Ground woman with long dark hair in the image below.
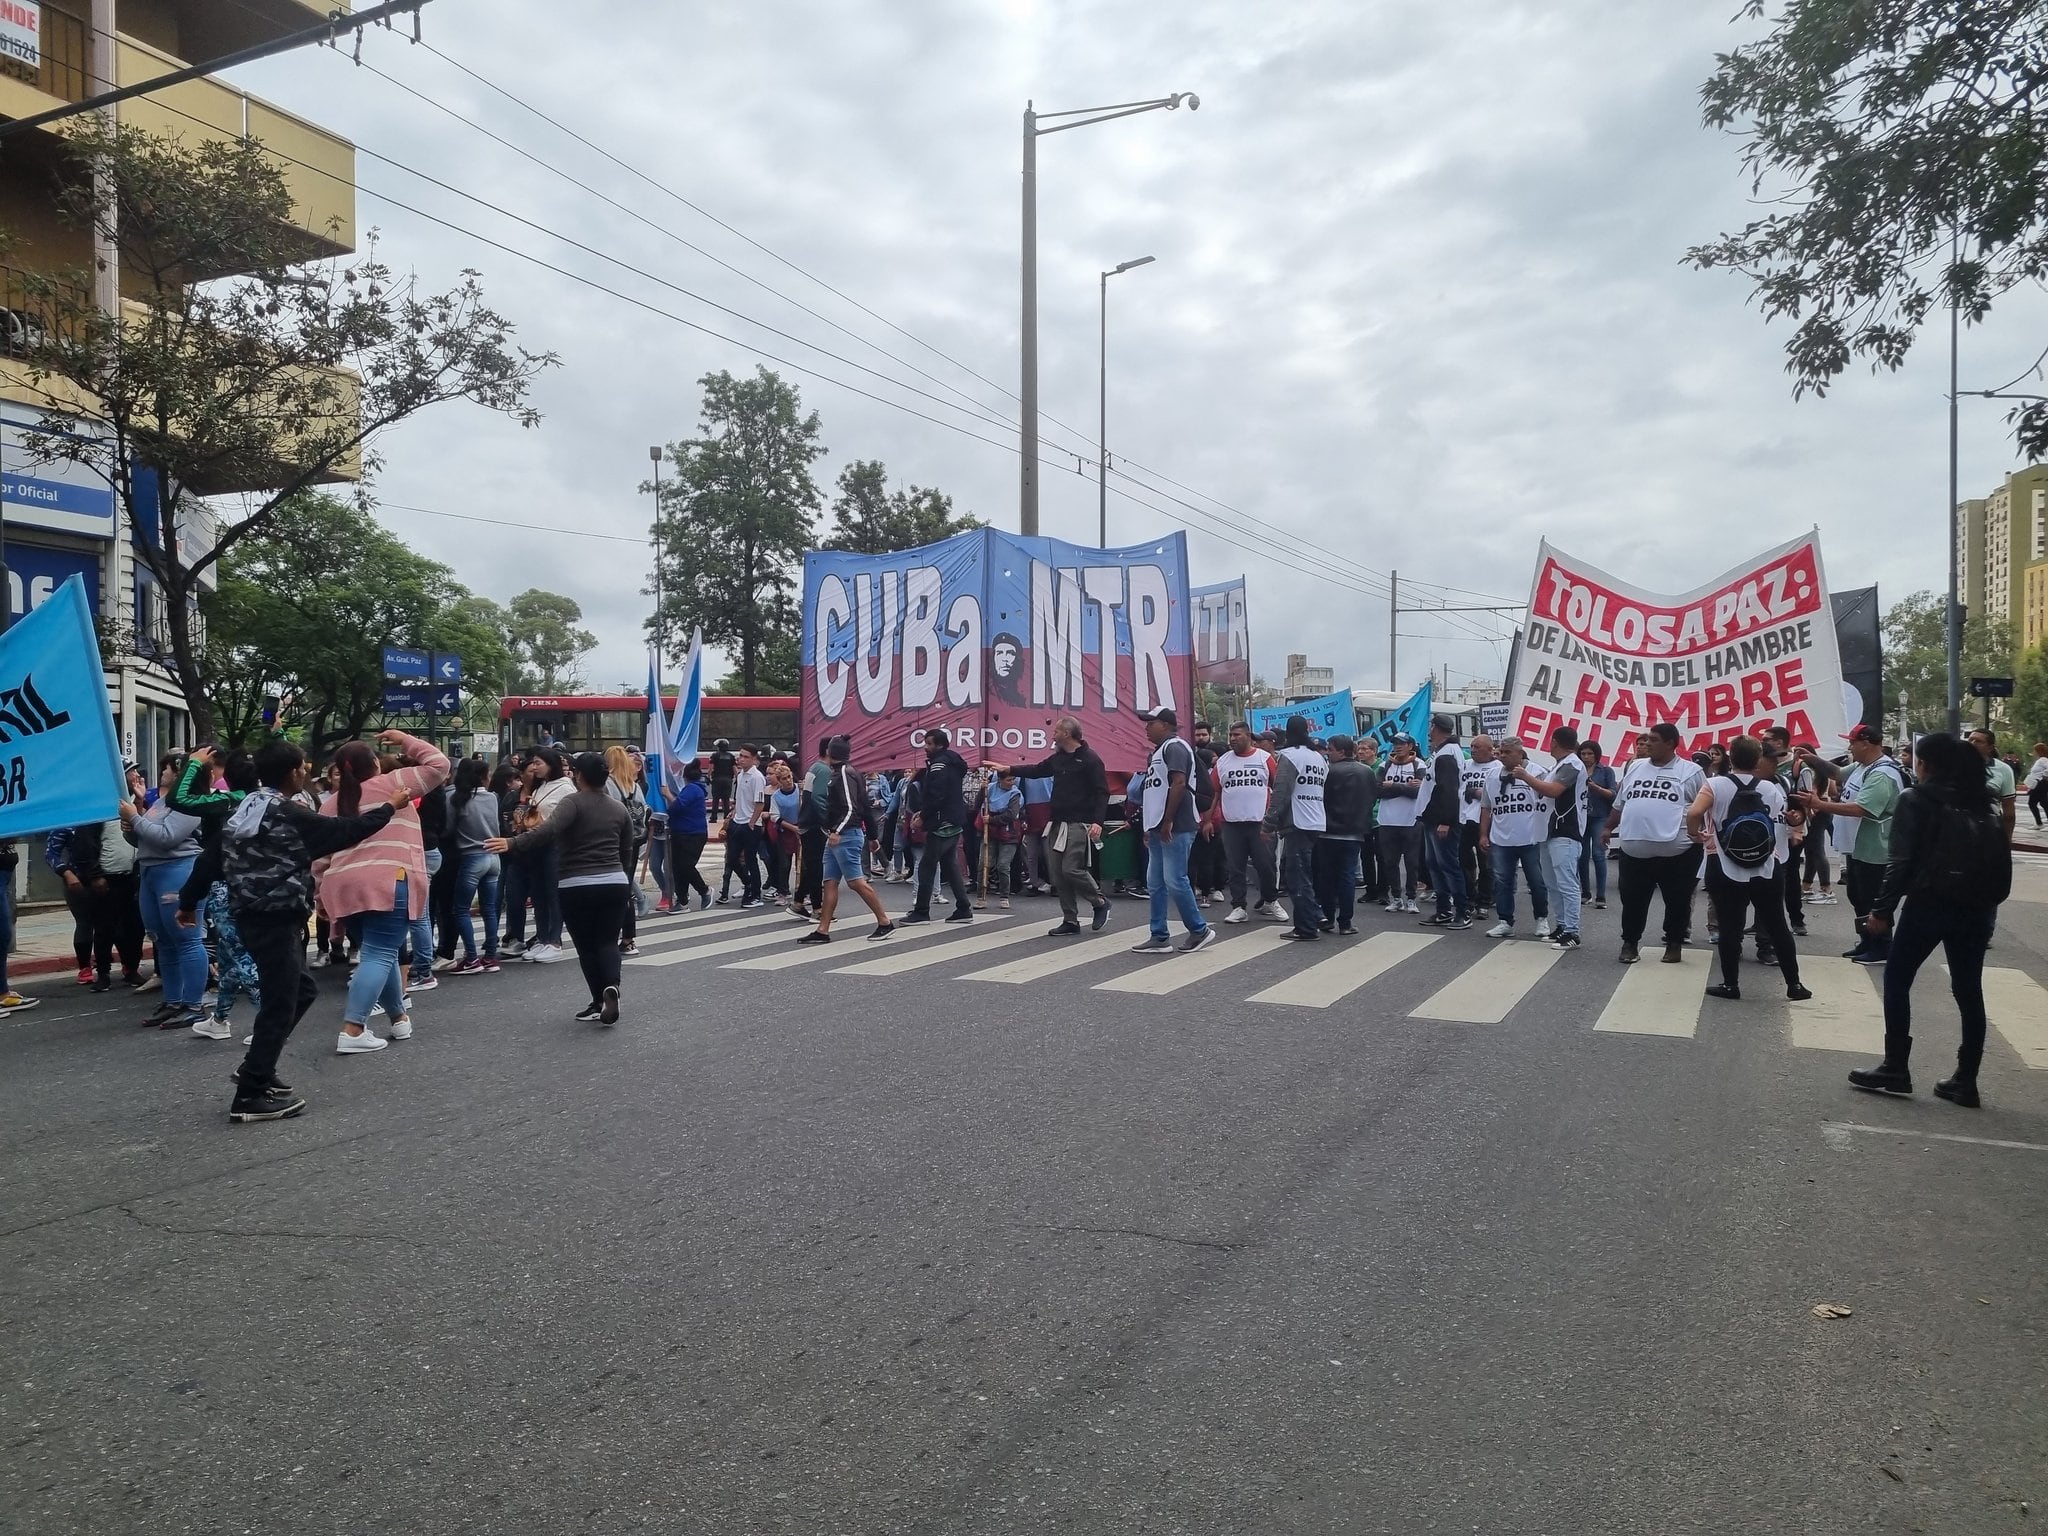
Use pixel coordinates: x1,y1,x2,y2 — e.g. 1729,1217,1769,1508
502,747,572,962
448,757,505,974
488,752,635,1026
1848,732,2012,1107
315,730,450,1053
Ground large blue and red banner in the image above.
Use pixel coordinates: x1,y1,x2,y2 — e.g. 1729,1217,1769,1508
801,528,1194,775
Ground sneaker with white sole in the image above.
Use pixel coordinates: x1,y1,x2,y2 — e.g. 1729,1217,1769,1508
1485,920,1513,938
388,1016,413,1041
337,1028,388,1054
526,944,564,964
190,1015,233,1041
1534,916,1553,939
432,956,460,972
1224,906,1248,924
1261,903,1289,923
408,975,439,993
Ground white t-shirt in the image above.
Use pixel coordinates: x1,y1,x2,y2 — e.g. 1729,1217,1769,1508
1458,754,1490,825
1703,771,1790,882
1214,748,1274,823
531,777,574,823
1377,758,1425,829
1484,761,1550,847
1613,756,1706,855
2027,756,2048,790
732,765,767,822
1278,745,1328,833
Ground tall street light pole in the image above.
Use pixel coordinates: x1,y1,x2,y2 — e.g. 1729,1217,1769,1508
1099,255,1156,548
1947,251,1962,736
1021,92,1197,539
648,444,665,666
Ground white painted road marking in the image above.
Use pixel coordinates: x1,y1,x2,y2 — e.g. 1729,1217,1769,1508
1410,939,1563,1024
1247,932,1438,1009
1593,953,1707,1038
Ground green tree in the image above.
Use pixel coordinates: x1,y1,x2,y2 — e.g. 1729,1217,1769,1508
647,367,823,690
202,495,511,755
1688,2,2048,455
713,595,800,695
823,459,982,554
1881,590,2014,734
5,120,554,739
505,588,596,693
2012,639,2048,747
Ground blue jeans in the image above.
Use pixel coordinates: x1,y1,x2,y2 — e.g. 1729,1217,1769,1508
342,881,410,1026
1545,837,1582,935
1147,829,1208,941
139,857,208,1005
1283,830,1322,937
1490,843,1549,925
1579,829,1609,903
1424,823,1468,917
454,850,502,961
408,848,442,982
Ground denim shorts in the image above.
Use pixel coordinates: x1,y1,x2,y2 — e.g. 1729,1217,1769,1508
823,830,867,883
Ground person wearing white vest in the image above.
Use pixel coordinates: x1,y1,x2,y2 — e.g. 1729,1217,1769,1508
1211,721,1284,923
1607,721,1705,964
1263,714,1329,941
1129,707,1217,954
1479,738,1552,938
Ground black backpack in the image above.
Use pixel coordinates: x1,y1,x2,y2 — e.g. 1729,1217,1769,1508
1717,774,1777,870
1918,798,2011,907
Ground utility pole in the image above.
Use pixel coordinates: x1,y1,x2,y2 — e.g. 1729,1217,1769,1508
1388,571,1398,691
1946,238,1963,736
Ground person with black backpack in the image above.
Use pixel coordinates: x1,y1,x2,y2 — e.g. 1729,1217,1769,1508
1847,732,2013,1108
1685,735,1810,1003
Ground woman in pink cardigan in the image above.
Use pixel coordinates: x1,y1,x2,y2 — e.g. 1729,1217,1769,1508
316,729,450,1055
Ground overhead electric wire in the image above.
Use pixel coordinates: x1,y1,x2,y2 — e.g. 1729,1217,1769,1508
388,36,1528,617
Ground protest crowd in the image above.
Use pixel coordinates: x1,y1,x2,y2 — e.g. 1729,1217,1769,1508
8,695,2023,1128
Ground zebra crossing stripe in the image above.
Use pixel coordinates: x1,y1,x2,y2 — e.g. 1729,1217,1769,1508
1592,953,1706,1037
725,916,1012,972
1246,931,1438,1009
1981,967,2048,1069
1409,939,1563,1024
959,927,1137,983
633,911,789,951
625,924,805,967
829,923,1049,977
1786,957,1881,1054
1093,932,1287,995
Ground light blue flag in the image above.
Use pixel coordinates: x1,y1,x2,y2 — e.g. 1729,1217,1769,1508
0,574,123,838
1366,680,1435,753
642,647,667,802
665,627,703,790
1247,687,1354,739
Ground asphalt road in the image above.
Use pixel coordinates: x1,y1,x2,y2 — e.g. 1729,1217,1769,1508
4,868,2045,1535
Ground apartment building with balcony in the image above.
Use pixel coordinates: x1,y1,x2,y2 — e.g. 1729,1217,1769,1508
1954,465,2048,667
0,0,357,804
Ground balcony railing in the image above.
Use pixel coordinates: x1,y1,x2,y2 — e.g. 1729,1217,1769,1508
0,263,86,360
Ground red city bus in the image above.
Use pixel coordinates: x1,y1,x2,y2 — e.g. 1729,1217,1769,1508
497,695,801,760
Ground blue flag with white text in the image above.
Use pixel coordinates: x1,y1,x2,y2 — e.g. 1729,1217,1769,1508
1366,681,1435,753
1247,687,1355,739
0,574,122,838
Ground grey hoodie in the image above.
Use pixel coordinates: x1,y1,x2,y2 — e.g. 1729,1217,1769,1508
130,802,202,866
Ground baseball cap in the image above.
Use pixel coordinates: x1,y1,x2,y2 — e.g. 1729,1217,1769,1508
1844,724,1882,746
1139,706,1178,727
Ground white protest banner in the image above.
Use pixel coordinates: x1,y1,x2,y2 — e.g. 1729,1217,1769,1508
1506,532,1847,757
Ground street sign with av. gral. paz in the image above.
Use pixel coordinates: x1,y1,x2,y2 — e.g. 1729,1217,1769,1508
382,646,430,682
1967,676,2015,699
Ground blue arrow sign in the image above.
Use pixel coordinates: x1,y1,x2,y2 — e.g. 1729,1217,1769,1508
382,686,429,715
382,646,430,682
433,689,462,714
433,652,463,683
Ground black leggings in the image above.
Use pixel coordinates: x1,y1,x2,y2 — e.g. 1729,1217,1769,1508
672,832,710,900
1711,866,1800,989
558,884,629,1003
620,840,642,943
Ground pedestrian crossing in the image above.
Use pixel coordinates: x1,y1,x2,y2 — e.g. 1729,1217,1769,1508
612,899,2048,1069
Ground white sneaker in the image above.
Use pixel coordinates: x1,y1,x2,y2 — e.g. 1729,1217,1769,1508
528,944,564,964
432,956,459,972
1534,916,1553,939
388,1016,413,1041
337,1028,388,1054
999,897,1011,909
190,1015,233,1041
1262,903,1288,923
1485,920,1513,939
1225,906,1248,924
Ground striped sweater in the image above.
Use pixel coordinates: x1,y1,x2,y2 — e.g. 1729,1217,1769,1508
313,734,451,921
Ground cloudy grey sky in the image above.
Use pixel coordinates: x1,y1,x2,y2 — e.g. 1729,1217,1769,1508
226,0,2048,700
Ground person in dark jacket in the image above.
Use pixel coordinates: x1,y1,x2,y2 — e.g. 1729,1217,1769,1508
1316,735,1373,934
801,736,896,943
215,740,407,1123
990,716,1112,934
1848,732,2012,1108
62,814,146,991
903,729,974,924
1420,715,1472,928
